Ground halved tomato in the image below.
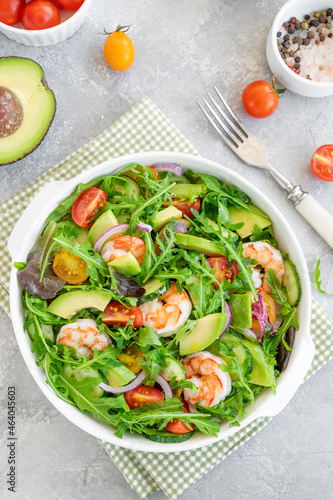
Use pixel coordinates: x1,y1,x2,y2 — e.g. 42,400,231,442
165,197,200,218
125,385,164,409
117,345,145,373
207,256,240,290
311,144,333,181
165,398,194,434
252,291,276,330
71,187,108,228
52,249,89,284
102,301,143,328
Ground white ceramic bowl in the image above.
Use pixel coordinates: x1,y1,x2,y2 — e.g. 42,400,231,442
8,152,314,453
266,0,333,97
0,0,93,46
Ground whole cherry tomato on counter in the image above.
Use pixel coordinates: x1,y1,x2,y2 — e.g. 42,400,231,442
311,144,333,182
104,25,135,71
0,0,25,26
242,76,285,119
53,0,84,11
21,0,60,30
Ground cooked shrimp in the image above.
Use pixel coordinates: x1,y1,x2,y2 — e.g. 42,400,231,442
139,281,192,337
181,351,232,407
101,236,146,265
243,241,284,293
56,319,111,359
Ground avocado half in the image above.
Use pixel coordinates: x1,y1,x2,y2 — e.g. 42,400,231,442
0,57,56,165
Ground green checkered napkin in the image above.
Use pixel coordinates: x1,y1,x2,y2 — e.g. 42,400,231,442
1,97,333,500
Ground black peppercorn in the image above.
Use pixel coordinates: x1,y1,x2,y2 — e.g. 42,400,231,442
283,21,289,29
277,31,282,37
304,14,310,20
294,63,301,70
310,19,320,27
303,38,310,45
284,34,290,41
288,26,295,34
307,31,315,39
319,16,326,23
329,33,333,38
294,56,301,63
320,34,326,41
295,23,301,30
327,8,333,16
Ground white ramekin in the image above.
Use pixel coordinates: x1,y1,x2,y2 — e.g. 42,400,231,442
266,0,333,97
8,151,314,453
0,0,93,47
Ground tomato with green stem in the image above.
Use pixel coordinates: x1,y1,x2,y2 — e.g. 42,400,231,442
311,144,333,181
0,0,25,26
242,75,285,119
103,25,135,71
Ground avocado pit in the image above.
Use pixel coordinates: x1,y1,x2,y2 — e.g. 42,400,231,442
0,86,23,138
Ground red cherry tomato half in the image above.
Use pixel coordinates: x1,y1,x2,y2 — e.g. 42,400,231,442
207,256,239,290
21,0,60,30
165,198,200,218
53,0,84,11
0,0,25,26
102,301,143,329
125,385,164,409
311,144,333,182
71,187,107,228
242,80,279,119
166,399,194,434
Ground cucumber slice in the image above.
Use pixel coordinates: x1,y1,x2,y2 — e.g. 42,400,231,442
283,259,302,307
139,278,170,303
144,430,194,443
26,309,54,343
160,356,186,382
113,176,140,199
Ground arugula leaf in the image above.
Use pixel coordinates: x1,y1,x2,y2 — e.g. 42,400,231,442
250,224,278,247
138,327,162,347
142,221,176,284
138,346,169,385
315,257,333,296
14,262,27,271
265,268,289,308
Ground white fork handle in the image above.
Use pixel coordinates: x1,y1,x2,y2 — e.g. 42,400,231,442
295,194,333,250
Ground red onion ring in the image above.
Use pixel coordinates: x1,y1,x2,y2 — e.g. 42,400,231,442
137,218,152,233
188,403,197,413
99,370,146,394
242,328,258,340
93,224,129,254
219,302,232,337
150,163,184,176
156,374,173,399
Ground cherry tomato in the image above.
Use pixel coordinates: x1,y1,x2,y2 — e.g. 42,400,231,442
117,345,145,373
207,257,240,290
102,301,143,329
242,80,279,119
310,144,333,182
252,291,276,330
71,187,107,228
164,198,200,218
104,27,135,71
125,385,164,409
166,399,194,434
53,0,84,11
21,0,60,30
52,249,89,284
0,0,25,26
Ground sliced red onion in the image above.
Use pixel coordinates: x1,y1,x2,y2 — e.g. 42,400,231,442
242,328,258,340
150,163,184,176
137,218,152,233
219,302,232,337
156,374,173,399
99,370,146,394
188,403,197,413
93,224,129,254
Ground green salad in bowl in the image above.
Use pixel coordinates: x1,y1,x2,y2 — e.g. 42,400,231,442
9,153,313,451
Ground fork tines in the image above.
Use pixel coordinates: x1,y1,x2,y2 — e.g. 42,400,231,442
198,87,249,151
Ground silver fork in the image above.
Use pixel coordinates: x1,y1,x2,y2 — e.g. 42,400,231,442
198,87,333,250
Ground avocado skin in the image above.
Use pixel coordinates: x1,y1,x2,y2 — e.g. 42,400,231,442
0,57,56,166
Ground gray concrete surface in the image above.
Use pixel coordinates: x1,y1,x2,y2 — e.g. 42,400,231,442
1,0,333,499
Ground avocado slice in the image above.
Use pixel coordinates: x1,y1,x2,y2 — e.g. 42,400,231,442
101,363,136,388
108,251,141,276
242,339,275,387
88,210,119,245
179,313,227,356
229,204,271,239
0,57,56,165
175,234,227,257
228,294,252,329
152,206,183,232
47,290,111,319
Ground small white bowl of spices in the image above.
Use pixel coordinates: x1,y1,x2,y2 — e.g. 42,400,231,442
266,0,333,97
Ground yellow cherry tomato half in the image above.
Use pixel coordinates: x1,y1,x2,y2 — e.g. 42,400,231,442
53,249,89,285
104,28,135,71
252,291,276,330
117,345,145,373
